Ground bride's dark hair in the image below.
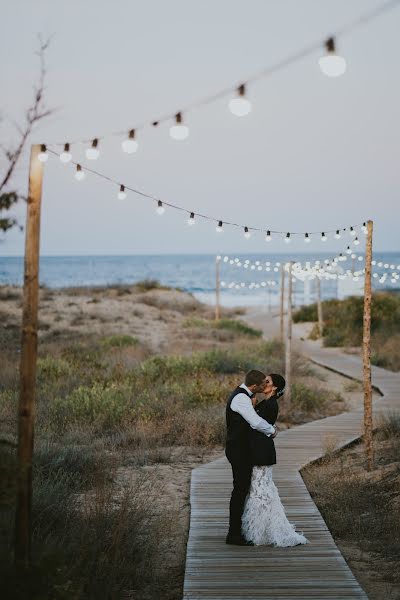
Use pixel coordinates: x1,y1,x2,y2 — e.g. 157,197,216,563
269,373,286,398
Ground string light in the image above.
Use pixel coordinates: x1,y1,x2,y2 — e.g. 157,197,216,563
38,144,48,162
122,129,138,154
321,232,327,242
350,226,356,237
60,143,72,163
285,232,291,244
156,200,165,215
74,164,85,181
335,230,341,239
362,222,368,234
170,112,189,140
188,212,195,226
265,231,272,242
86,139,100,160
229,84,252,117
304,233,311,243
216,220,223,233
319,37,347,77
244,226,251,239
118,185,127,200
354,237,360,246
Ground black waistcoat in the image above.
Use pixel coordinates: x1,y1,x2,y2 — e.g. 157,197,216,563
250,397,279,466
225,386,253,454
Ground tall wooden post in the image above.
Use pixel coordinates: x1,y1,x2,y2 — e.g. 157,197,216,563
15,144,43,568
316,276,323,338
363,220,374,471
280,265,285,343
284,262,293,409
215,256,221,321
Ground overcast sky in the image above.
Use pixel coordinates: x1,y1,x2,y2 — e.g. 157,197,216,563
1,0,399,256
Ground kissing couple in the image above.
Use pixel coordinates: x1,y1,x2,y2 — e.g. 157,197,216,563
225,369,308,546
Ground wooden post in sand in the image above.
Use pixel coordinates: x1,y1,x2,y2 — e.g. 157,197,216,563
316,276,324,338
215,256,221,321
15,145,44,568
284,262,293,408
363,220,374,471
280,265,285,343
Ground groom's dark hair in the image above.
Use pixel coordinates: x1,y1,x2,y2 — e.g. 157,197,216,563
245,370,266,387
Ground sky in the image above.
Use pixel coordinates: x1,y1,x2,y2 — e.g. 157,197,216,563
1,0,399,256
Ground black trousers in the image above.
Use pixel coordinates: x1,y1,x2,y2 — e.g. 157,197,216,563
225,448,252,536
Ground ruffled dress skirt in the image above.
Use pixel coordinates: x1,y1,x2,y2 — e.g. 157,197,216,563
242,466,308,546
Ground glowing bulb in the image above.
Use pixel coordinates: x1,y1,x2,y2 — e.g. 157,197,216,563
321,232,327,242
188,212,195,226
86,139,100,160
319,37,346,77
118,185,127,200
216,220,223,233
60,143,72,163
346,246,351,255
229,84,252,116
265,230,272,242
75,164,85,181
38,144,48,162
285,232,291,244
362,222,368,234
170,112,189,140
156,200,165,215
304,233,311,243
350,226,356,237
354,237,360,246
335,230,341,239
122,129,138,154
244,226,251,239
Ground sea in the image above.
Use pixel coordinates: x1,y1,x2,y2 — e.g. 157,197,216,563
1,252,400,308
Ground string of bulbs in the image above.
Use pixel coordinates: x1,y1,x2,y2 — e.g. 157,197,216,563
35,0,399,154
43,148,368,242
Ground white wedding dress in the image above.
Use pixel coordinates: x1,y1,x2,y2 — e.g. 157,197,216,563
242,466,308,546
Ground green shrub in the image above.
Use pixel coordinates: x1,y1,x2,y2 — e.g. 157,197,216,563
217,319,262,337
101,335,138,348
293,304,318,322
37,356,72,379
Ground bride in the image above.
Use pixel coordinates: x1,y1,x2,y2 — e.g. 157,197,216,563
242,373,308,547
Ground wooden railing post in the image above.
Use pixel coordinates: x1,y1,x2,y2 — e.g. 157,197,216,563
363,220,374,471
215,255,221,321
284,262,293,409
317,276,323,338
280,265,285,344
15,144,43,568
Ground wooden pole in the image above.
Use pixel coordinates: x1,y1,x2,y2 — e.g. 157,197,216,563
284,262,293,409
363,220,374,471
15,144,43,568
317,276,323,338
280,265,285,343
215,256,220,321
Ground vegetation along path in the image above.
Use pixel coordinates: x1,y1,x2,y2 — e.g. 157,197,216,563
183,311,399,599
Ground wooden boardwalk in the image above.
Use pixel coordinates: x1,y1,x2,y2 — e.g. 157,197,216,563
183,324,399,599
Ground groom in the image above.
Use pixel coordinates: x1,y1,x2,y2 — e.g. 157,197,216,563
225,369,277,546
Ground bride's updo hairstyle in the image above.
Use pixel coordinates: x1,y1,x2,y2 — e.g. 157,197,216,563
269,373,286,398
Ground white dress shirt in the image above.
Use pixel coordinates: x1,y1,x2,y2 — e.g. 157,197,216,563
230,383,276,436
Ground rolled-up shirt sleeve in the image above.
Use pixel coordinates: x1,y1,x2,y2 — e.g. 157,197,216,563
230,394,276,436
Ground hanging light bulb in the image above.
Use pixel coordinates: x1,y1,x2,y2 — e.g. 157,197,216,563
346,245,352,255
216,220,223,233
321,232,327,242
188,212,195,226
86,138,100,160
118,185,127,200
38,144,48,162
319,37,347,77
265,230,272,242
354,237,360,246
335,230,341,239
156,200,165,215
350,226,356,237
122,129,138,154
170,112,189,140
244,226,251,239
285,232,291,244
60,143,72,163
304,233,311,243
75,164,85,181
228,84,252,117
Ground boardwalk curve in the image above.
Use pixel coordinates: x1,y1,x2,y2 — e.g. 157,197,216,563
183,325,399,599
